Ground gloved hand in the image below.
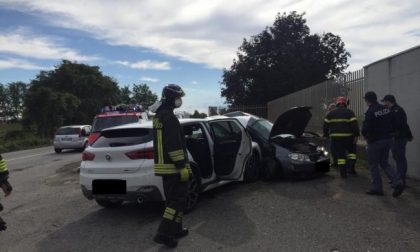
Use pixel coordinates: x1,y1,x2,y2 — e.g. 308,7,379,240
1,181,12,197
179,167,190,182
0,216,6,232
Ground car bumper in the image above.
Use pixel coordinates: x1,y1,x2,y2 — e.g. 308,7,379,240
280,158,330,175
54,141,85,149
80,170,165,202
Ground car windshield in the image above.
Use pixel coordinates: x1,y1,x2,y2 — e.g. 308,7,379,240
56,127,79,135
92,115,138,132
250,119,273,140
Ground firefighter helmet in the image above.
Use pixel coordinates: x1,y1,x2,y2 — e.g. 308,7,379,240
162,84,185,101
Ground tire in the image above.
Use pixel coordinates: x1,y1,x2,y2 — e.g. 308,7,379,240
54,148,62,153
185,165,201,213
79,142,88,152
95,199,123,208
244,152,260,182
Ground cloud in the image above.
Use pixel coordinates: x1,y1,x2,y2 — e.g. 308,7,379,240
0,58,44,70
140,76,159,83
1,0,420,70
0,28,98,61
116,60,171,70
191,81,199,85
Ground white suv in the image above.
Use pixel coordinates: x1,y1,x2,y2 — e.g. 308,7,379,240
80,117,260,211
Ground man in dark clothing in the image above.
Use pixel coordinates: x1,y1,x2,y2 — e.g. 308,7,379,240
362,91,404,197
324,97,360,178
0,154,13,232
382,95,413,187
151,84,191,248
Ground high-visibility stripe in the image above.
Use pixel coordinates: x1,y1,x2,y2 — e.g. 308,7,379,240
165,207,176,215
330,133,353,137
324,119,330,123
157,129,164,164
337,159,346,165
171,155,185,162
349,117,357,122
168,150,184,157
163,212,174,220
348,153,357,160
175,216,182,223
0,160,7,172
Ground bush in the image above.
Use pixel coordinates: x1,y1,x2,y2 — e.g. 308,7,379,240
0,123,51,153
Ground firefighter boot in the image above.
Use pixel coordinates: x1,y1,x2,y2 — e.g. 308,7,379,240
153,234,178,248
175,228,189,239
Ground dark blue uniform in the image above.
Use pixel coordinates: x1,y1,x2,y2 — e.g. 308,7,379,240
390,104,413,186
362,103,402,193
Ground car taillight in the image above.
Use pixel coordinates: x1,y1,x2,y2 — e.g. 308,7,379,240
82,151,95,161
125,148,154,160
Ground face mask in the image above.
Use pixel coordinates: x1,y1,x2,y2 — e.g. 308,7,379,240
174,98,183,108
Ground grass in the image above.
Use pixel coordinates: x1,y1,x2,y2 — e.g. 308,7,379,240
0,123,51,153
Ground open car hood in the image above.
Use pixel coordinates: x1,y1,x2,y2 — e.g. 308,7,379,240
270,106,312,139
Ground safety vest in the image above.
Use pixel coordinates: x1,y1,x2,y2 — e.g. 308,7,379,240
324,107,360,138
0,159,7,173
153,108,192,176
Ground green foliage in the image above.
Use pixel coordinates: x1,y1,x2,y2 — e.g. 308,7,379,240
0,123,51,153
23,60,120,137
0,82,28,121
221,12,350,106
190,110,207,118
131,84,158,108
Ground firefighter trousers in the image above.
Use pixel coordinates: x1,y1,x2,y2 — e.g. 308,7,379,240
330,137,357,171
157,174,189,237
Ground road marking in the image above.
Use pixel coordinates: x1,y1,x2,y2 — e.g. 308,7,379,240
5,152,52,162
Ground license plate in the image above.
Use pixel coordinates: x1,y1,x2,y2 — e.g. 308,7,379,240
92,180,127,195
61,138,72,141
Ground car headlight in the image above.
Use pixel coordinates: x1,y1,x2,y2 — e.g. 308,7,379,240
316,146,325,152
288,153,311,162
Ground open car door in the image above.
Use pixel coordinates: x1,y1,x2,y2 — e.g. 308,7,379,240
209,119,252,180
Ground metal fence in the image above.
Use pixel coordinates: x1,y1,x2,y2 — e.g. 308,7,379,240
267,69,365,133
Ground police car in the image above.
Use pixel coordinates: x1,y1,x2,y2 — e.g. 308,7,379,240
80,116,260,212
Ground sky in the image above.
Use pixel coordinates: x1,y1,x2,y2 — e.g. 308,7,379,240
0,0,419,113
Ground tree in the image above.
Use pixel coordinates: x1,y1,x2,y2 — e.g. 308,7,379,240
0,84,8,119
190,110,207,118
221,12,350,105
131,84,158,108
23,60,120,136
119,86,132,104
7,81,27,121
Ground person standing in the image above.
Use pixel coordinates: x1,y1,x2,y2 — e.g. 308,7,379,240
326,103,338,168
324,97,360,178
0,154,13,231
382,95,413,187
151,84,191,248
362,91,404,197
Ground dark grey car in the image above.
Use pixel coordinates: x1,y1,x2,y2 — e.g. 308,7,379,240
225,107,330,180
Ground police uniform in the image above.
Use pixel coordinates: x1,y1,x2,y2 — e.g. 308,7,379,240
152,86,191,247
362,95,404,196
389,103,413,186
0,154,11,231
323,106,360,177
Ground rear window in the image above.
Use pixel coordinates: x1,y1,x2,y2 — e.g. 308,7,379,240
92,128,153,147
92,115,139,132
56,127,80,135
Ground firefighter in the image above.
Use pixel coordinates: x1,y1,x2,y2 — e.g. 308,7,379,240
0,154,13,232
362,91,404,197
323,96,360,178
382,94,413,187
151,84,191,248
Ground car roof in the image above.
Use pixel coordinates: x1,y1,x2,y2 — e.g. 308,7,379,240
96,112,140,118
59,125,90,128
102,116,232,131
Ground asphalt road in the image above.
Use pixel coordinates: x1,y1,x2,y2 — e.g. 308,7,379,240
1,146,420,251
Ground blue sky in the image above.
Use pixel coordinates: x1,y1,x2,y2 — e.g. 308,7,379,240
0,0,419,113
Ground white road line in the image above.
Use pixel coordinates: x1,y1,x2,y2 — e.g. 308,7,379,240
5,152,52,162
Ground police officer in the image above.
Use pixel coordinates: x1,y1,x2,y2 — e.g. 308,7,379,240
324,97,360,178
382,94,413,187
0,154,13,232
152,84,191,248
362,91,404,197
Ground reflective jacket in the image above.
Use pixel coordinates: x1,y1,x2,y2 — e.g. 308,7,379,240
0,155,8,184
323,106,360,138
362,102,394,143
153,105,192,176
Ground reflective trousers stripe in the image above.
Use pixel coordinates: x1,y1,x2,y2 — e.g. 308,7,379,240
325,117,357,123
162,207,183,223
330,133,353,137
0,160,7,172
337,159,346,165
348,153,357,160
155,164,192,175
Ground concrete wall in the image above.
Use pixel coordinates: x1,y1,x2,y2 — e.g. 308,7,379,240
365,46,420,179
